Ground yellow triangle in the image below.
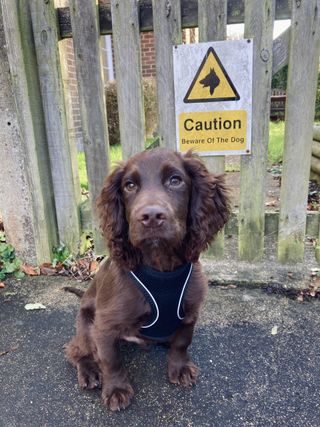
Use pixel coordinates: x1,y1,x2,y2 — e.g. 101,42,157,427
184,47,240,103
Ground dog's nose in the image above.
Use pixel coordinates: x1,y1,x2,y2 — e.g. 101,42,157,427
139,206,167,228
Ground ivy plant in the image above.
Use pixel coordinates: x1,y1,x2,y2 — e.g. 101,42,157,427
0,232,24,280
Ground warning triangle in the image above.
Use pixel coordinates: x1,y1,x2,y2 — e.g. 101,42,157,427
184,47,240,103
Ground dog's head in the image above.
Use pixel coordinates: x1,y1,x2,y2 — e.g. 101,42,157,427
97,148,231,269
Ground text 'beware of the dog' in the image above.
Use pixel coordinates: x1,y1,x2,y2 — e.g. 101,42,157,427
173,39,253,156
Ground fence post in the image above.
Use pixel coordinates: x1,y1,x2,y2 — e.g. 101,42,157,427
0,0,58,264
152,0,182,149
278,0,320,263
238,0,275,261
198,0,227,258
69,0,110,255
30,0,80,254
111,0,145,159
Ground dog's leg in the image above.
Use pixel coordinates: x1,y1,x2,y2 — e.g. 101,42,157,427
167,322,199,387
65,304,101,389
93,330,134,411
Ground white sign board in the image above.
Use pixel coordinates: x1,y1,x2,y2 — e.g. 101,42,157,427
173,39,253,156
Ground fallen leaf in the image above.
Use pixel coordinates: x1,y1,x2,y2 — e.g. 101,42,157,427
297,294,304,302
40,263,57,276
3,291,17,297
21,263,40,276
89,260,99,273
0,282,5,288
271,326,278,335
24,303,46,311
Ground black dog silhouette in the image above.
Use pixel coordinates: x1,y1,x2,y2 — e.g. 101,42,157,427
199,68,220,95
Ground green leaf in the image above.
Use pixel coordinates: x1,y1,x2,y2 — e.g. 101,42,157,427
52,242,70,263
3,261,17,274
14,270,25,279
79,232,92,255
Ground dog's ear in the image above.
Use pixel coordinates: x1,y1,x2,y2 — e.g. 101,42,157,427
182,151,231,262
97,163,141,269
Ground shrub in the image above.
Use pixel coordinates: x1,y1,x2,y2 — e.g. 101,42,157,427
105,78,158,145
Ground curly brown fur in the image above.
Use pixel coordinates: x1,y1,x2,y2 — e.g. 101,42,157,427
65,148,231,411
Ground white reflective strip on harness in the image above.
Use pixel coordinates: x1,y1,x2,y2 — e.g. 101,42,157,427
177,263,193,320
129,271,159,329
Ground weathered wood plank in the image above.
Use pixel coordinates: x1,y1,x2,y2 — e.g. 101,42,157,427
198,0,227,258
0,0,58,264
69,0,110,254
314,125,320,142
238,0,275,261
311,156,320,175
152,0,181,149
272,27,290,74
111,0,145,158
278,0,320,263
81,202,319,239
58,0,291,39
30,0,80,254
311,140,320,159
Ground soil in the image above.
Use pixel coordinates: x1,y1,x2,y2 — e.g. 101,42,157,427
224,157,319,212
225,156,281,211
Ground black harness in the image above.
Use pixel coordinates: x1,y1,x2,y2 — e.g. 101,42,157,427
128,263,193,340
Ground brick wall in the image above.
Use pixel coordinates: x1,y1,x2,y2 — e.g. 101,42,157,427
140,32,156,78
63,39,83,149
61,0,163,150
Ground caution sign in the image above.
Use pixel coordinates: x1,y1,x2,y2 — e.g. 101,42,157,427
184,47,240,103
179,110,247,153
173,39,253,156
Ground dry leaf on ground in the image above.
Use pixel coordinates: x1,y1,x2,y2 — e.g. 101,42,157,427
21,263,40,276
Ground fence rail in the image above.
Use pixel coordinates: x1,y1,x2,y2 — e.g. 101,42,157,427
57,0,291,38
0,0,319,267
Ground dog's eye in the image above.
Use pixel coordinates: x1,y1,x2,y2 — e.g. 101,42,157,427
124,180,137,191
169,175,182,186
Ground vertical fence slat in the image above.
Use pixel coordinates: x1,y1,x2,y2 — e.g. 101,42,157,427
56,0,81,208
238,0,275,261
0,0,57,264
278,0,320,263
111,0,145,159
198,0,227,258
152,0,182,149
69,0,110,254
30,0,80,254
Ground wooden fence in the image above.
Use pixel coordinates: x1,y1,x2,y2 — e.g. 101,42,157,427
0,0,319,266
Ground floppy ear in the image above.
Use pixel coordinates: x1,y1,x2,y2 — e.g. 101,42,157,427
182,152,231,262
96,163,141,270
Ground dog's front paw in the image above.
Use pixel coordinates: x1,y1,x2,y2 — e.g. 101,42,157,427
102,384,134,411
77,367,101,390
168,361,199,387
76,359,101,390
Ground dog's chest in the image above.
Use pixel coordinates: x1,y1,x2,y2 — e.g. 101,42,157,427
127,263,193,340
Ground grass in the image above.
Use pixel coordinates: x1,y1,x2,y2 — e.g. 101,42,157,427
77,123,286,189
78,144,122,190
268,121,285,165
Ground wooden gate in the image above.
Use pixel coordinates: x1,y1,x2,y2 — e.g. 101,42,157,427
0,0,319,266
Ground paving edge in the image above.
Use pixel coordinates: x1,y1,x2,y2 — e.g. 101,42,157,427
201,258,318,290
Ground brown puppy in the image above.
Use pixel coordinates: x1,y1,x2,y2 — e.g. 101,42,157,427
65,148,230,411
